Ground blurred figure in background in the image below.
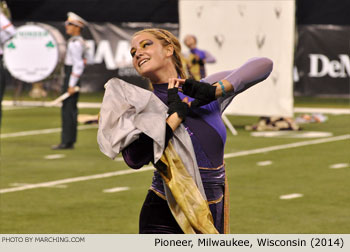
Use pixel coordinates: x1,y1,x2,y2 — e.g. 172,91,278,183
0,1,16,127
52,12,87,150
183,34,216,81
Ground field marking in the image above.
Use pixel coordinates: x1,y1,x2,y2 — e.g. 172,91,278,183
44,154,66,160
224,134,349,159
2,100,101,109
329,163,349,169
103,187,130,193
0,166,154,194
0,125,98,139
257,161,273,166
294,107,350,115
251,131,333,138
1,134,349,194
9,183,67,189
280,193,303,200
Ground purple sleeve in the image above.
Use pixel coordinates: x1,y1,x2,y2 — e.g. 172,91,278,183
202,57,273,112
225,57,273,95
122,123,174,169
203,57,273,94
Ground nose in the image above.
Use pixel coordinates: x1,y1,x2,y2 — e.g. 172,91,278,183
135,49,144,59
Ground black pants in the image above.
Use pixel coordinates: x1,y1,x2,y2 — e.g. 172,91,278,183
61,65,79,145
139,190,183,234
139,186,225,234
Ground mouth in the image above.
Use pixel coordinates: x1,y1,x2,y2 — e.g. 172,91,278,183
138,58,149,67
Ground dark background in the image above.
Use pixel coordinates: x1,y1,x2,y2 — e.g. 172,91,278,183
4,0,350,95
6,0,179,23
6,0,350,25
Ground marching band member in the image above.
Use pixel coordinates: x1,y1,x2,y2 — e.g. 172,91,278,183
0,3,16,126
52,12,87,150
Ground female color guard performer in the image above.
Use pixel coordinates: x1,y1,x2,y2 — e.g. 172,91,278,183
98,28,273,234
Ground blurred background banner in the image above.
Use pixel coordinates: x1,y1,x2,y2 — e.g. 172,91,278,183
179,0,295,117
4,0,179,93
294,25,350,96
5,21,178,92
3,0,350,100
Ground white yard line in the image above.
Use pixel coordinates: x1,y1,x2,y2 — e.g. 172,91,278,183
329,163,349,169
294,107,350,115
0,125,98,139
44,154,66,160
0,166,155,194
9,183,67,189
1,134,349,194
257,161,273,166
103,187,130,193
2,100,101,109
280,193,304,200
223,134,349,159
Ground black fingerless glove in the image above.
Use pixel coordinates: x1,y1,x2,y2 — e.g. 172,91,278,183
182,79,217,107
167,88,189,121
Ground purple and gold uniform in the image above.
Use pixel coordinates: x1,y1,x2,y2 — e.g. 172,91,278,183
122,57,273,233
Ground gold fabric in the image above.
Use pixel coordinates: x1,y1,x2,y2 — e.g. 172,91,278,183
223,174,230,234
155,142,219,234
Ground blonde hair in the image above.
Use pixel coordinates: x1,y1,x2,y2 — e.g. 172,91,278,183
133,28,187,79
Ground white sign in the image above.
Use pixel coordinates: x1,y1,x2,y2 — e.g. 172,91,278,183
179,0,295,117
3,24,65,83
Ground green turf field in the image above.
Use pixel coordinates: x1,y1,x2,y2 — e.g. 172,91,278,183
0,96,349,234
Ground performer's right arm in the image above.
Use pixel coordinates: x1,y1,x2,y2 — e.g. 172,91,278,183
122,123,174,169
68,40,85,88
122,83,189,169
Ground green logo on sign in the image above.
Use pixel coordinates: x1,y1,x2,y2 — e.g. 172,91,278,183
7,42,16,49
46,41,55,48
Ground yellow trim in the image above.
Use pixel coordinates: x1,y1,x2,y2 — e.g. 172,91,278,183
149,187,166,200
208,194,224,205
199,163,225,171
223,175,230,234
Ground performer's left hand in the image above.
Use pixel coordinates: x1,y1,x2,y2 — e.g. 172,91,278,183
170,78,217,107
167,78,190,121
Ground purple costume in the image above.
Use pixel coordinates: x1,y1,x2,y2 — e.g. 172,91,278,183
122,57,273,233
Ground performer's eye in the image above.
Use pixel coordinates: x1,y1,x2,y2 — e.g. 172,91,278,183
130,40,153,57
140,40,153,48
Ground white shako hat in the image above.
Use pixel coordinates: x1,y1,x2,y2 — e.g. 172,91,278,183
66,12,87,28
